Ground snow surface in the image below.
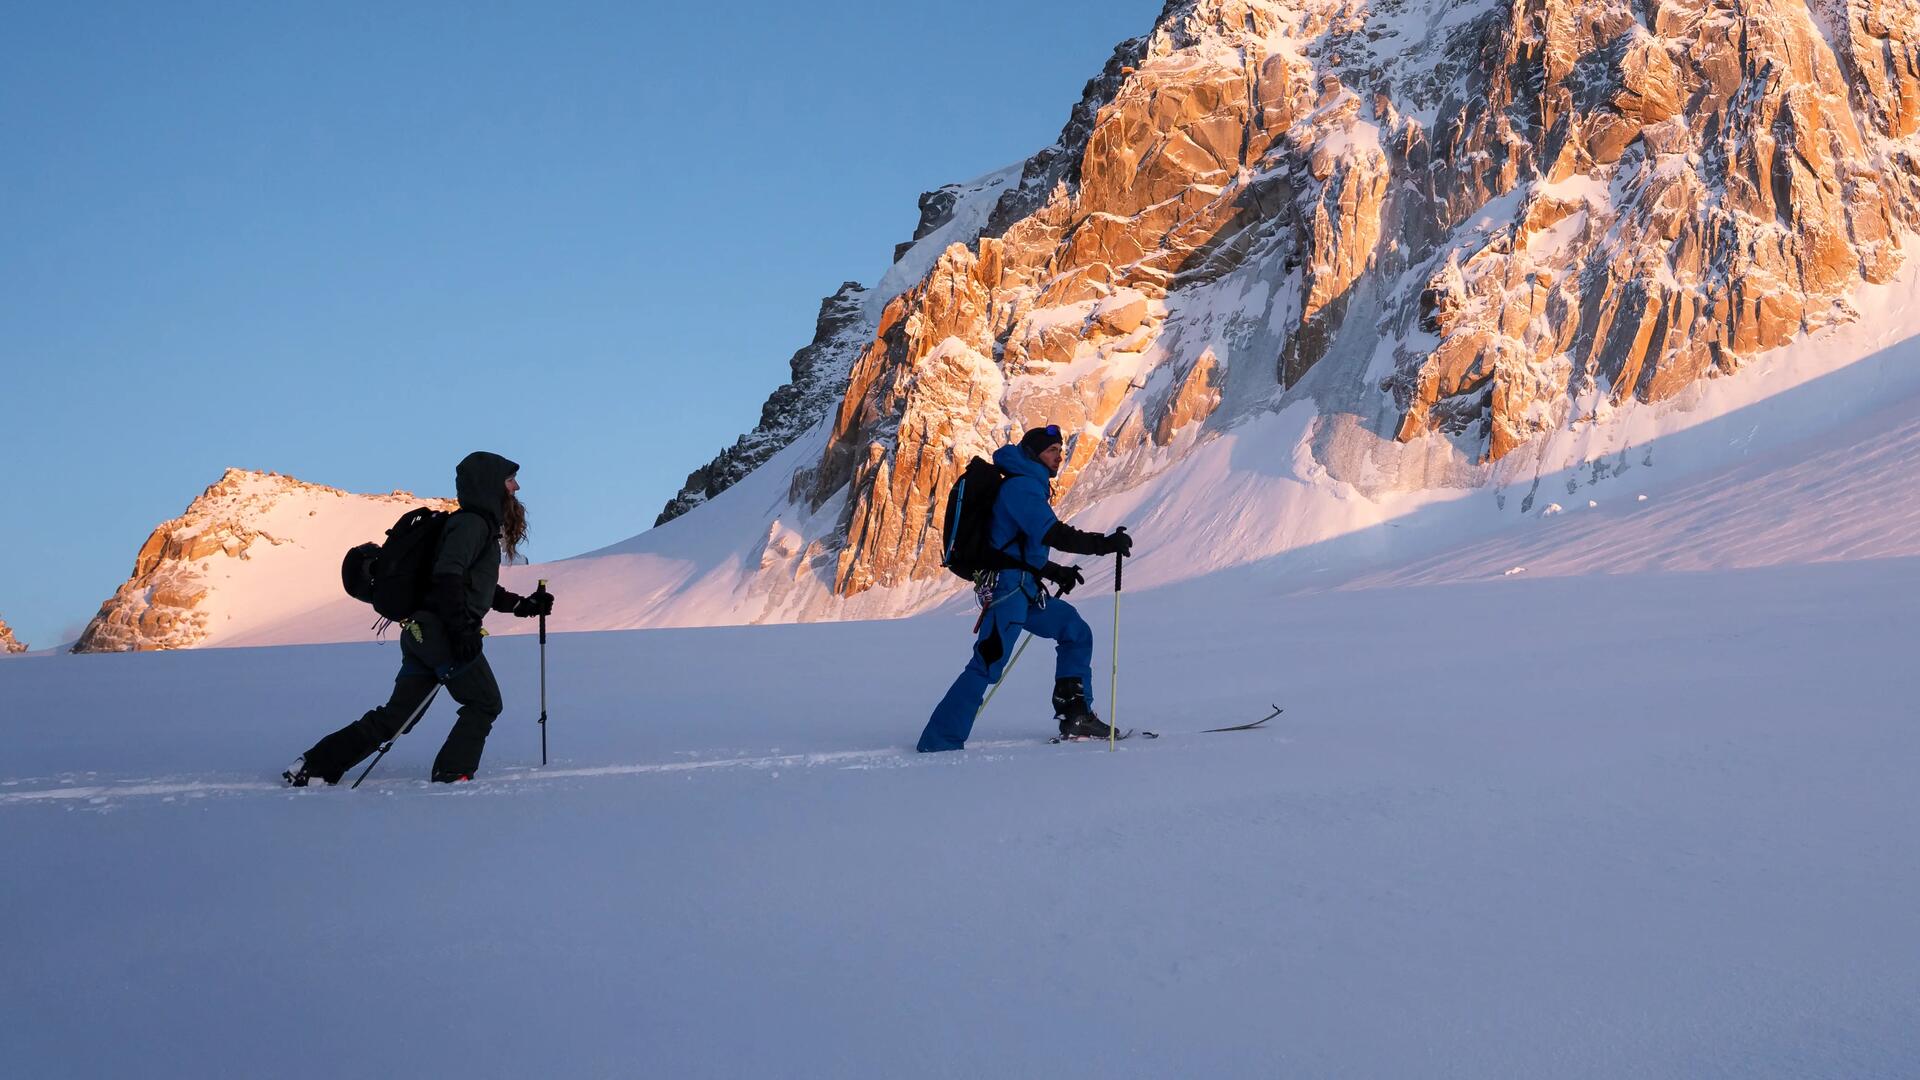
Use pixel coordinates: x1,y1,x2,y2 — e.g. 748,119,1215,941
5,551,1918,1077
1346,376,1920,588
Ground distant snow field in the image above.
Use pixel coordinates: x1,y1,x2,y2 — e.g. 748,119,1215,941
4,552,1917,1077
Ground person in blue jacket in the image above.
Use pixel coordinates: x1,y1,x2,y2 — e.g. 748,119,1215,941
918,425,1134,752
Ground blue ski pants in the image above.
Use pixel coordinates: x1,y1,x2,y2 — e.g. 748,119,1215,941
918,579,1094,752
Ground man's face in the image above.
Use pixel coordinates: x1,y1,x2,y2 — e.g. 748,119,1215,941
505,475,520,496
1038,444,1064,473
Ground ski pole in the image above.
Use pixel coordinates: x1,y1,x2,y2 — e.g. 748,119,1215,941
351,683,443,789
976,630,1031,719
537,577,549,767
1110,529,1126,751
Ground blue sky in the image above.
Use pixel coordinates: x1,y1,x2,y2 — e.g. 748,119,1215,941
3,1,1164,648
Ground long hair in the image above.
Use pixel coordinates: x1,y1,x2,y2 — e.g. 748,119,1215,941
501,491,529,564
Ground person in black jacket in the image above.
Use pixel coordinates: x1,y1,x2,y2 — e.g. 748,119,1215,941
285,451,554,785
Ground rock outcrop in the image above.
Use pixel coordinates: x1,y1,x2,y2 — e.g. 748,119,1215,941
659,0,1920,606
800,0,1432,594
656,283,871,526
1386,0,1920,459
74,469,455,652
0,617,25,654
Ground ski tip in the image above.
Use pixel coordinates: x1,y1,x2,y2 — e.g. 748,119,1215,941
1199,706,1282,733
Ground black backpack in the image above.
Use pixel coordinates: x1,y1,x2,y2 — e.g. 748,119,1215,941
341,507,459,622
940,457,1022,581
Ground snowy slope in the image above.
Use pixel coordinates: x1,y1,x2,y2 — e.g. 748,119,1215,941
1346,384,1920,588
4,554,1918,1077
864,162,1022,322
185,485,455,646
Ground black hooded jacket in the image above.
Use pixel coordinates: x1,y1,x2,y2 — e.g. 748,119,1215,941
428,451,519,628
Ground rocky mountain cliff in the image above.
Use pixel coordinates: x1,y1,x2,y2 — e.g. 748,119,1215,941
655,282,871,525
0,617,25,654
655,160,1034,527
660,0,1920,602
69,0,1920,648
74,470,455,652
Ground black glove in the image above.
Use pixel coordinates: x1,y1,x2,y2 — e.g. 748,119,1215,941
449,621,483,664
491,586,553,618
1039,562,1085,595
512,589,554,618
1101,529,1133,558
1043,522,1113,557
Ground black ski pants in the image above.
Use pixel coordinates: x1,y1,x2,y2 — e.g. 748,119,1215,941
301,617,503,783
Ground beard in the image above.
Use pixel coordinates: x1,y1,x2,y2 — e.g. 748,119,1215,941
501,491,529,564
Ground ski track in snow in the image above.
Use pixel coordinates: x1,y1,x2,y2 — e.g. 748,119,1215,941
0,732,1266,807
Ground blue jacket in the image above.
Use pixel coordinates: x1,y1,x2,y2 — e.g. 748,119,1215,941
988,443,1060,575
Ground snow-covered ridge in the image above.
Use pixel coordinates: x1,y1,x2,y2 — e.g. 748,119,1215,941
603,0,1920,630
74,469,454,652
653,165,1029,528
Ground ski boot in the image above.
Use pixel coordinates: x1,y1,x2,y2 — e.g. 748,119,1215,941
1053,678,1115,740
282,756,323,787
430,771,473,784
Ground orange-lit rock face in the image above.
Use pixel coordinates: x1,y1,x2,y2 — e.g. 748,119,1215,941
0,617,25,654
814,1,1401,594
711,0,1918,601
73,469,456,653
1388,0,1919,459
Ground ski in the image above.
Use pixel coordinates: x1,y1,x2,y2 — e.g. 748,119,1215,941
1049,729,1158,744
1044,705,1279,742
1201,705,1282,733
